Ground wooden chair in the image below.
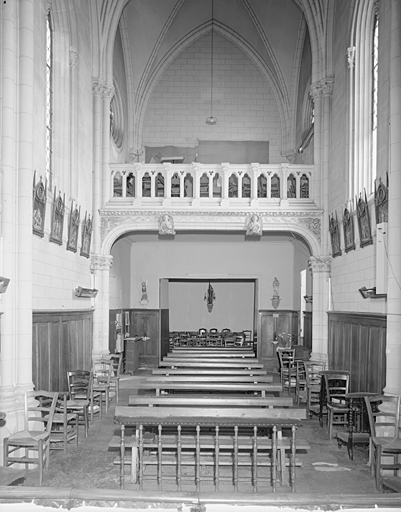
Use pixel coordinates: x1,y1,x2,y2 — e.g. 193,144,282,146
364,394,401,491
324,372,350,440
92,359,113,414
50,392,79,453
68,369,102,424
209,328,218,333
295,359,307,404
242,330,252,346
305,361,326,419
109,353,123,403
3,390,57,485
198,328,207,335
277,348,296,395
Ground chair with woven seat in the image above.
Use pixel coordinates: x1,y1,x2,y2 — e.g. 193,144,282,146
67,370,101,428
3,390,57,485
50,392,79,453
92,359,113,414
324,371,350,440
101,353,123,403
305,361,326,420
295,359,307,404
277,348,296,395
364,393,401,491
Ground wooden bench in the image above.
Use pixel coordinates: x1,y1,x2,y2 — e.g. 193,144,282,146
146,374,273,383
164,352,256,359
152,368,269,376
159,360,264,369
114,405,308,492
133,380,282,397
171,347,255,354
129,395,295,408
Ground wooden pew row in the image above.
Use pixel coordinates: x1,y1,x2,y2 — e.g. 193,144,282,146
159,360,264,369
133,380,282,397
164,352,256,359
113,405,309,492
171,347,254,354
152,368,269,376
128,395,294,408
145,375,273,383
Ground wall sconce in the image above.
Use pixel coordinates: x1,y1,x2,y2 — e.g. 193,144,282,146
304,295,313,304
0,277,10,294
75,286,98,298
358,286,386,299
204,282,216,313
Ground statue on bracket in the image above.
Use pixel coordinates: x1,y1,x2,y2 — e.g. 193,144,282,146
49,188,65,245
329,211,342,258
158,213,175,236
246,214,263,237
80,212,92,258
356,191,373,248
67,201,80,253
32,172,47,238
271,277,281,309
342,204,355,253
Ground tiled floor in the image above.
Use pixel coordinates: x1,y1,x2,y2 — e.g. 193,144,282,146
21,370,378,496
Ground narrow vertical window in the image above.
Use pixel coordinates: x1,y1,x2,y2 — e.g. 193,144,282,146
371,11,379,193
46,11,53,190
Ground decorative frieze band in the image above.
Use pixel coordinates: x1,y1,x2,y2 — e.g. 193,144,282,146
90,254,113,273
99,210,322,244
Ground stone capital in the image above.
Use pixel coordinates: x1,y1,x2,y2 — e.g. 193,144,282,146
308,255,331,274
310,78,334,100
90,254,113,273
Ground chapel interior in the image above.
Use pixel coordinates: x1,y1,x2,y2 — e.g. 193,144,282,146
1,0,401,510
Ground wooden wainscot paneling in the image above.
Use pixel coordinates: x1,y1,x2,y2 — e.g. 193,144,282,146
328,312,386,394
258,310,299,371
33,310,93,392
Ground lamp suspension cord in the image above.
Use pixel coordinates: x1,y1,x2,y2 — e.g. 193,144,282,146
210,0,214,117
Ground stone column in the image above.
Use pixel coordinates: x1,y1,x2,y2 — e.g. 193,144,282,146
102,83,114,204
308,256,331,366
0,0,18,425
92,80,103,254
384,0,401,397
16,0,35,399
90,254,113,359
69,48,78,201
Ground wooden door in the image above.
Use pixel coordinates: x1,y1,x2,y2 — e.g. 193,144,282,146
131,309,159,368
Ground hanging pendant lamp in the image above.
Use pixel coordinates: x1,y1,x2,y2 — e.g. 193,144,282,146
206,0,217,125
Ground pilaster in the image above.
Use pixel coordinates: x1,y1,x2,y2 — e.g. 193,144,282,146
90,254,113,360
308,255,331,366
384,0,401,397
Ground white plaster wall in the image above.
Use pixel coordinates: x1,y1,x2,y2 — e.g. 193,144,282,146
125,240,299,310
31,1,95,311
327,2,386,315
169,280,255,332
143,32,285,163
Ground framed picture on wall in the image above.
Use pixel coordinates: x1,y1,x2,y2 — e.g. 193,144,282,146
342,204,355,253
49,188,65,245
32,172,47,238
329,211,342,258
356,191,373,248
67,201,80,253
80,212,92,258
